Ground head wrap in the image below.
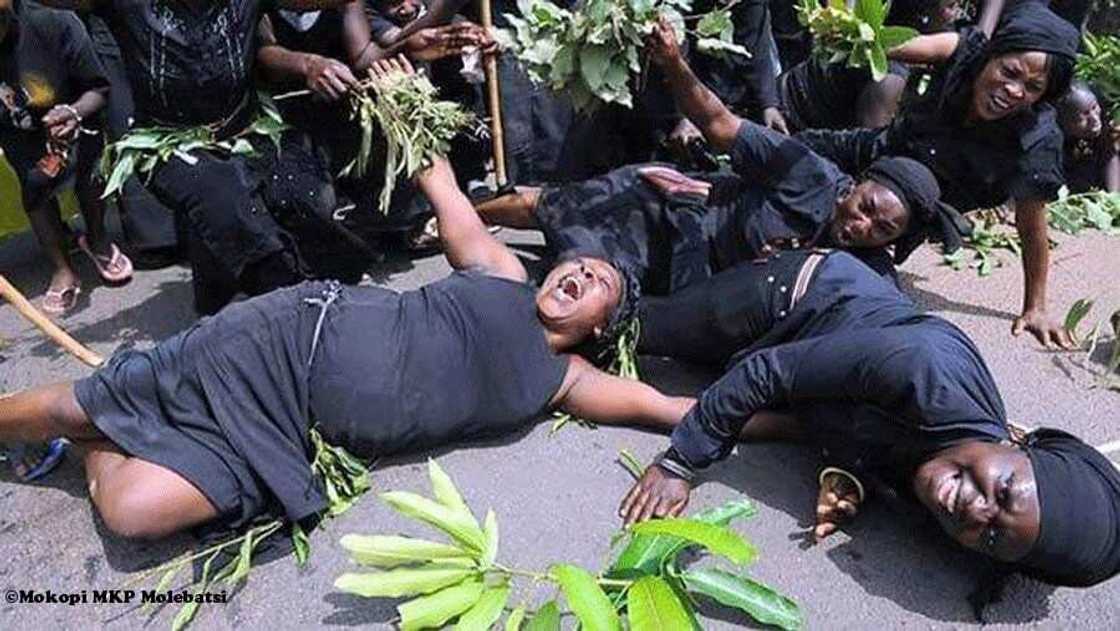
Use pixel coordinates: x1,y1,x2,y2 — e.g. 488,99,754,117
986,1,1080,101
861,156,971,264
1018,428,1120,587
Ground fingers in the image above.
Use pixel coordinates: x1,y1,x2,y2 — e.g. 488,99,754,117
1011,317,1024,337
621,485,653,527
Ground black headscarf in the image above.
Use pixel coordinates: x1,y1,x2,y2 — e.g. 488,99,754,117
1018,428,1120,587
862,156,971,264
986,1,1080,101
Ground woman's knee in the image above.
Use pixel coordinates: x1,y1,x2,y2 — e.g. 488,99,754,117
94,483,169,540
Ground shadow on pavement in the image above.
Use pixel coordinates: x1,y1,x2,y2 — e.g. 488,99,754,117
900,271,1018,322
321,591,401,626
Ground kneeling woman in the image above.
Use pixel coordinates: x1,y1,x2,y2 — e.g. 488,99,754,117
0,134,692,540
622,249,1120,588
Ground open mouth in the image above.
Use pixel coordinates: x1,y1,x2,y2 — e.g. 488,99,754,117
989,93,1013,115
936,470,963,518
554,274,583,303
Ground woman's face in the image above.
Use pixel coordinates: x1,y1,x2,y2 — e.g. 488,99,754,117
912,441,1040,562
536,256,623,343
1061,89,1103,140
969,51,1051,122
830,180,910,249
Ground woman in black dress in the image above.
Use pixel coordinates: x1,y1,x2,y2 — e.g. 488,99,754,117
798,2,1081,349
1058,81,1119,194
0,59,693,541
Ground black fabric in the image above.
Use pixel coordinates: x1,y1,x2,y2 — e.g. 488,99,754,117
1,122,102,212
1064,133,1117,193
691,0,780,115
1044,0,1093,29
666,251,1009,471
778,58,909,132
96,0,263,127
864,155,971,262
1020,428,1120,587
798,26,1068,211
307,272,569,456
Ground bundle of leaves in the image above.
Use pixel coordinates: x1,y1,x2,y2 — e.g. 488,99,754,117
342,69,481,214
128,427,370,631
1063,298,1120,392
98,96,288,201
797,0,917,81
942,210,1022,277
1077,33,1120,120
1048,188,1120,235
335,459,802,630
499,0,749,114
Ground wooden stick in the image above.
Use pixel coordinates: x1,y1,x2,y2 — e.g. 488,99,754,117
479,0,509,188
0,275,103,368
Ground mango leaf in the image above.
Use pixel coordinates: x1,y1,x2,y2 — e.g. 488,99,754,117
878,25,919,51
626,576,695,631
334,565,476,598
292,522,311,567
381,491,487,552
339,534,473,568
696,38,752,58
629,518,757,565
523,600,561,631
455,586,510,631
505,606,528,631
609,500,756,576
399,580,485,631
682,568,803,630
551,564,622,631
428,460,477,523
481,510,499,569
1064,299,1095,337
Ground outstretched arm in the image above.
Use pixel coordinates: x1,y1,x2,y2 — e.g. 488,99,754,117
1011,197,1075,348
647,18,742,154
552,356,695,431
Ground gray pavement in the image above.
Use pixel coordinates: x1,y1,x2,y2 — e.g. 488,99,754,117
1,224,1118,630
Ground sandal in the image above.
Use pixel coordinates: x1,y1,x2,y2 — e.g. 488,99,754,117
406,218,502,253
77,234,134,284
2,440,67,482
41,283,81,315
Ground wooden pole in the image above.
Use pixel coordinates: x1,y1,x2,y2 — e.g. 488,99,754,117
480,0,509,188
0,274,103,368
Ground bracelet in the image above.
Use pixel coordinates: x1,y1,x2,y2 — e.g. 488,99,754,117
818,467,865,503
655,448,696,483
59,104,82,123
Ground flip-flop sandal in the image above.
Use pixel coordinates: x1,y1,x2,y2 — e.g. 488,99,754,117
77,234,134,284
406,219,502,253
41,284,81,315
2,440,67,482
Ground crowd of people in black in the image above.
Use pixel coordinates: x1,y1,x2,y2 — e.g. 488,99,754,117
2,0,1119,603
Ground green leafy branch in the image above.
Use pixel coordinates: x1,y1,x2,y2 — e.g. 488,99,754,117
942,210,1022,277
336,459,802,630
339,70,482,214
499,0,749,115
1077,32,1120,121
1048,188,1120,236
125,428,371,630
1063,298,1120,393
98,95,289,201
797,0,917,81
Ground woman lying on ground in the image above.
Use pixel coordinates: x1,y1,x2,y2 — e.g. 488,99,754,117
797,1,1081,349
0,0,133,314
619,247,1120,588
0,58,693,541
1057,81,1119,194
475,19,966,295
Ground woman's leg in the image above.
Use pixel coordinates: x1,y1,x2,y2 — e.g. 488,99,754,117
473,187,542,228
0,383,96,443
24,194,80,293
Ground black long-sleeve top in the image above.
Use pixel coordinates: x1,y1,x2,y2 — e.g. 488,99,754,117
690,0,780,114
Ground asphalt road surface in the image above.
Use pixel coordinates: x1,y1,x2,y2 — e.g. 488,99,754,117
2,222,1118,630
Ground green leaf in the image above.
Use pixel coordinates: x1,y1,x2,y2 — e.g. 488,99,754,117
428,460,477,522
523,600,561,631
618,449,644,480
230,138,255,155
455,586,510,631
334,566,476,598
398,580,486,631
226,528,255,585
505,606,528,631
626,576,695,631
697,8,733,37
878,25,919,51
854,0,886,27
481,510,499,569
339,534,473,568
1064,298,1095,336
629,518,757,565
868,43,889,81
381,491,487,552
696,38,752,58
858,22,876,42
609,500,756,575
292,522,311,567
551,564,622,631
682,568,803,630
579,46,613,92
102,151,138,200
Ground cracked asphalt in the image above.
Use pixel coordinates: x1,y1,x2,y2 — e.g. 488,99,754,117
1,220,1118,630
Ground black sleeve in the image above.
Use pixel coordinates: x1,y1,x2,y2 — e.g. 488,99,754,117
59,13,111,97
794,126,886,177
692,0,780,112
668,326,940,469
729,119,847,202
1009,106,1066,203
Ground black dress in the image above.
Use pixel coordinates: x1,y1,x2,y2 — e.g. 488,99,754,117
74,273,569,528
777,57,910,133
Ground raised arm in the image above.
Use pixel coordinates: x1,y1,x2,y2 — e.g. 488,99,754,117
552,356,695,431
341,0,380,72
647,18,742,153
886,31,959,65
976,0,1007,38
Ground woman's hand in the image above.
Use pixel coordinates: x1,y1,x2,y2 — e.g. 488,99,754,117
619,464,691,526
371,54,417,82
41,105,80,141
1012,308,1076,349
305,54,360,101
815,469,862,541
762,107,790,135
405,23,493,62
646,16,684,69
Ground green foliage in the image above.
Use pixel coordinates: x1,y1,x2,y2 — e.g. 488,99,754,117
499,0,749,114
797,0,918,81
98,95,288,200
1048,188,1120,236
1077,33,1120,121
337,463,798,629
343,70,481,213
1061,298,1120,392
942,211,1022,277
